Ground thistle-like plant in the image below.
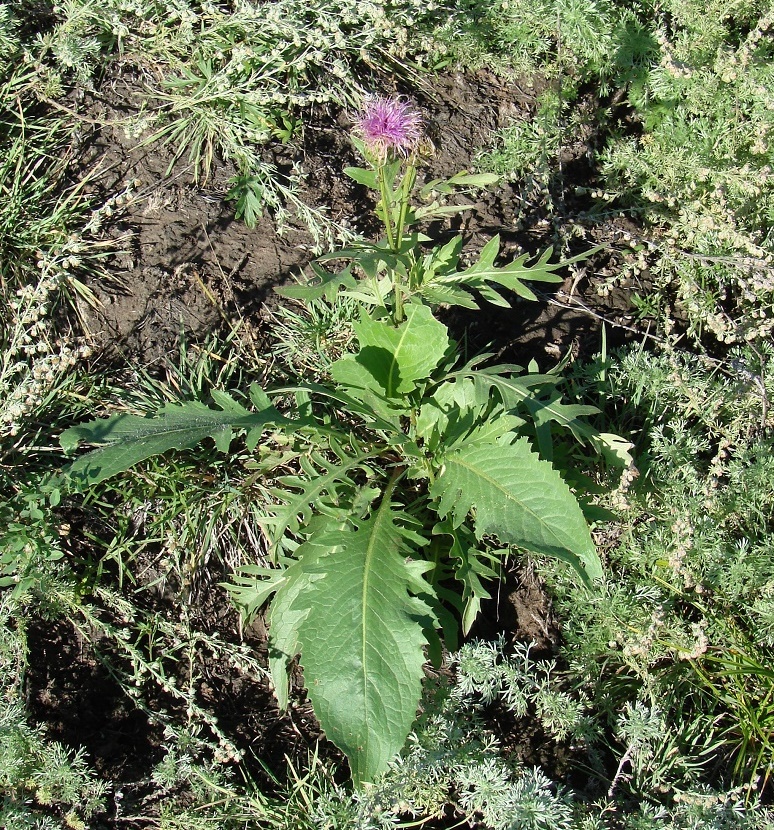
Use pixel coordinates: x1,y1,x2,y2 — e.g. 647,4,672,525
60,305,605,783
58,97,621,785
279,94,593,323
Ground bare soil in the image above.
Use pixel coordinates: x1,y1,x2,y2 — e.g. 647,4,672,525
72,67,645,367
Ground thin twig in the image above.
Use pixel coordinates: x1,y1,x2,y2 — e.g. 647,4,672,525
534,287,668,344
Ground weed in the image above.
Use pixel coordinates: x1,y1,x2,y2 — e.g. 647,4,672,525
0,560,108,830
59,99,618,784
29,0,454,243
547,341,774,798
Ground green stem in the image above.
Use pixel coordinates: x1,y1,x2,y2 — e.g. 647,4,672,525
395,161,416,250
377,162,405,321
393,275,405,323
382,464,407,505
393,160,417,320
377,163,396,252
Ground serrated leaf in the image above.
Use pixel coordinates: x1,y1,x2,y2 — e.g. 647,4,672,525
61,399,283,487
275,381,406,434
331,304,450,399
415,378,522,454
525,391,600,459
425,234,464,269
418,282,479,309
268,541,331,710
434,520,499,635
431,439,602,584
413,202,475,221
469,366,609,458
595,432,635,468
282,498,437,784
223,563,287,623
249,384,272,410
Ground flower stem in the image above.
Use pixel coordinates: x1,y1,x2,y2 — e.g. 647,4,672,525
392,162,416,323
377,163,396,252
377,161,405,321
394,161,416,250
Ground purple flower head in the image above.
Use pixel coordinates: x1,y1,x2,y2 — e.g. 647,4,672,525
354,95,423,161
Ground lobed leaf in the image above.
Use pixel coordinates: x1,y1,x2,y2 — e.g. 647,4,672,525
439,237,598,308
268,540,331,711
60,396,284,487
431,439,602,584
272,497,436,784
275,262,357,303
463,368,632,465
265,442,379,552
433,520,500,636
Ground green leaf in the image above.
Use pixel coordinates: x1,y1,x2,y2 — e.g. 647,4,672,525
344,166,378,189
419,171,500,198
446,171,500,188
331,304,450,399
431,439,602,584
249,384,273,410
276,262,356,302
593,432,635,469
275,381,406,434
422,234,464,273
461,368,602,448
418,282,479,309
223,563,287,623
280,498,437,784
61,396,283,487
442,238,597,307
434,520,499,635
415,377,523,455
523,391,601,460
266,442,378,552
268,541,331,711
226,175,264,228
413,202,475,222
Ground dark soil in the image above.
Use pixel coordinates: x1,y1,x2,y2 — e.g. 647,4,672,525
26,60,652,825
71,67,646,368
25,619,163,783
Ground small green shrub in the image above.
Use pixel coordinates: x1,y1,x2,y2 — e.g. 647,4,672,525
600,10,774,345
471,0,772,348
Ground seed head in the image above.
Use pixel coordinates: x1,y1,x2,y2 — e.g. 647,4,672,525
354,95,423,161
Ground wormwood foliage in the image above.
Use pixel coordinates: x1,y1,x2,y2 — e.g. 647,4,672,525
470,0,774,348
60,302,603,783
